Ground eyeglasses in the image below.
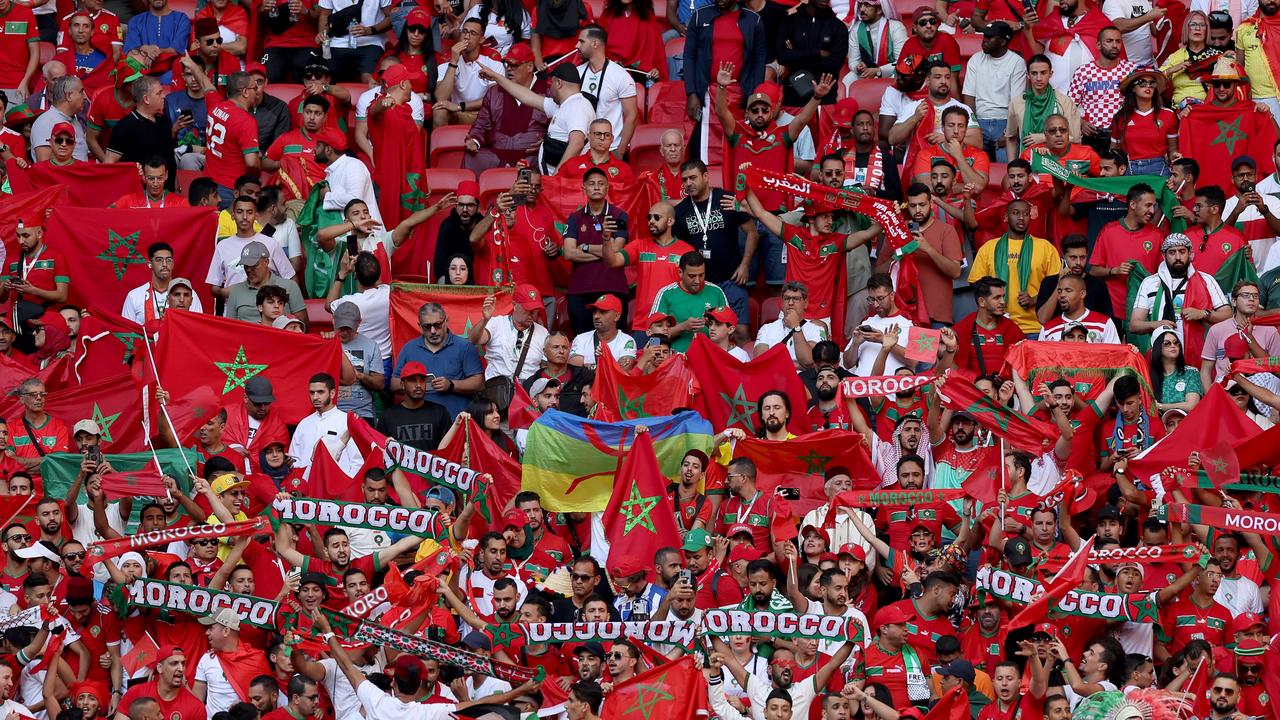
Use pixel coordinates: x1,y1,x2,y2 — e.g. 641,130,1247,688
456,201,479,208
590,131,613,138
1133,79,1156,88
571,572,595,581
608,652,629,660
52,138,74,145
63,551,86,561
5,534,30,543
420,321,446,330
203,37,222,45
503,60,526,67
917,18,939,25
1237,292,1260,299
22,392,47,399
1211,80,1234,88
151,256,175,264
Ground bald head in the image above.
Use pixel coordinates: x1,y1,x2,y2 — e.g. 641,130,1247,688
43,61,67,81
648,202,675,235
660,129,686,167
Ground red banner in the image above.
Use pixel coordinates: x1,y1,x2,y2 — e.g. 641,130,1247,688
0,186,66,269
1003,341,1157,414
601,656,707,720
1128,385,1260,483
6,161,142,208
99,467,169,499
731,430,879,517
387,283,514,356
42,372,148,453
86,517,266,568
1182,103,1278,193
935,371,1057,453
74,305,146,385
840,374,934,398
687,335,812,436
592,345,695,422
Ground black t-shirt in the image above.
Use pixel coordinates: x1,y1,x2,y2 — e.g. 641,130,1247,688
107,110,177,188
375,400,452,452
433,213,478,281
672,189,753,284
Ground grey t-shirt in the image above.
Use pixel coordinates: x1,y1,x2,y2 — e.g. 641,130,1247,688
223,275,306,322
339,332,380,419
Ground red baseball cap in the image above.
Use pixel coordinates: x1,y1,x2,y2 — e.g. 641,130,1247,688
502,508,527,529
1031,622,1058,639
638,311,675,327
608,553,645,578
874,604,911,628
505,42,535,64
246,61,267,76
405,7,431,27
314,127,347,152
830,98,859,125
514,283,543,312
50,121,75,138
727,544,761,565
837,543,867,562
400,361,430,379
705,306,737,325
1232,612,1265,635
382,63,423,87
456,179,480,200
727,523,754,538
154,644,184,669
588,294,622,313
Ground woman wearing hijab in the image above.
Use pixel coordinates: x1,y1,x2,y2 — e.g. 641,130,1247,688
31,310,71,368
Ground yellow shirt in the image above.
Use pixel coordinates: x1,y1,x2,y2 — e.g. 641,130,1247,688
216,210,264,239
1160,47,1208,105
967,235,1060,334
1237,22,1279,99
206,510,250,561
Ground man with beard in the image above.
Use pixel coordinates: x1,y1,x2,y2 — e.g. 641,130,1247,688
963,22,1025,162
1223,156,1280,270
454,533,528,618
1186,185,1248,276
927,160,973,231
432,180,483,280
1040,274,1120,342
969,199,1060,336
848,0,907,79
961,599,1007,675
1238,0,1280,118
219,376,287,469
550,557,611,622
852,605,930,707
463,43,549,173
879,55,926,144
750,390,794,442
441,574,522,640
953,277,1027,376
685,528,744,609
1066,27,1132,153
902,8,962,72
602,203,694,317
784,566,871,655
275,524,422,605
1209,532,1263,615
1203,674,1246,720
601,641,641,688
573,644,605,683
512,492,570,566
928,409,991,512
888,62,983,174
568,294,635,370
808,365,850,430
1130,233,1231,361
1038,235,1113,324
912,107,991,189
714,457,789,556
1088,184,1164,315
710,639,854,720
901,182,964,325
1024,0,1115,92
844,273,915,375
1158,559,1232,651
681,0,767,164
118,644,205,720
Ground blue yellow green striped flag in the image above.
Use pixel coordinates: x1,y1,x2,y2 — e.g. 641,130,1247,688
521,410,713,512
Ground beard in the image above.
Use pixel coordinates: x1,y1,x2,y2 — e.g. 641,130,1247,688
1168,259,1189,277
817,385,837,401
764,416,785,433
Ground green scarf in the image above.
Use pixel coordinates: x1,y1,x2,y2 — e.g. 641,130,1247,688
1030,152,1186,232
1021,88,1059,148
993,234,1035,293
296,180,349,298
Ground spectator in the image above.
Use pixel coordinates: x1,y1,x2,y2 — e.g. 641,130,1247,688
192,17,241,90
246,64,292,153
962,21,1026,162
600,202,692,326
206,72,263,207
0,0,39,104
469,284,550,404
55,0,121,63
525,331,593,416
392,302,484,417
328,251,392,374
122,242,206,324
1130,233,1231,357
166,55,216,171
481,61,592,175
113,157,188,207
195,0,250,57
207,197,296,300
887,62,981,168
1067,26,1135,153
375,360,451,451
530,0,589,68
847,0,906,78
1200,280,1280,387
465,0,532,54
263,95,327,207
1187,184,1247,275
682,0,766,161
563,168,630,334
463,42,549,173
51,13,108,77
1020,113,1100,179
911,106,990,188
1005,54,1083,158
387,8,436,95
1038,234,1112,323
1025,0,1114,92
1111,69,1177,178
1102,0,1165,68
651,252,728,353
969,200,1060,336
558,118,635,184
433,17,504,127
37,121,80,166
598,0,668,80
1089,183,1165,314
123,0,191,59
317,194,455,288
30,75,87,162
1238,0,1280,118
900,8,960,73
1160,11,1212,105
287,64,352,134
432,179,481,280
1040,274,1120,342
3,219,69,345
103,76,176,180
1224,156,1280,271
7,377,69,472
569,294,636,370
260,0,323,83
752,281,827,367
575,25,639,155
653,129,686,200
901,182,964,325
319,0,393,83
223,241,306,324
315,128,381,229
1149,326,1202,414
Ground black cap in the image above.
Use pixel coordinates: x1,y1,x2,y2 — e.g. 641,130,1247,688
1097,505,1123,523
574,641,606,658
1233,155,1257,171
550,63,582,84
1005,537,1032,567
982,20,1013,39
938,659,976,684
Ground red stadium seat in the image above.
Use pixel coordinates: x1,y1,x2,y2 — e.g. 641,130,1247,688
266,83,302,105
634,81,647,117
629,124,681,173
479,167,520,208
845,77,893,115
956,33,984,63
664,36,684,63
429,125,472,169
38,42,54,65
647,80,686,125
747,295,760,333
175,169,202,194
987,161,1007,191
761,295,781,326
305,299,333,332
895,0,936,20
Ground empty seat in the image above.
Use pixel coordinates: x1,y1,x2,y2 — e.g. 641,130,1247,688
429,125,472,169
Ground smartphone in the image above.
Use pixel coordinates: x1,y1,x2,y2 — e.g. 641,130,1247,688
345,235,359,257
613,215,627,232
1241,181,1257,193
179,109,193,120
859,324,875,333
86,445,103,465
678,568,694,586
908,220,921,233
646,335,663,347
777,487,801,501
511,167,531,205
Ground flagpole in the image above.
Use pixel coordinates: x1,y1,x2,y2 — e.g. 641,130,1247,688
998,437,1007,529
141,326,196,481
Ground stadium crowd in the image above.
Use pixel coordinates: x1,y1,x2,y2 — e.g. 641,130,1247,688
0,0,1279,717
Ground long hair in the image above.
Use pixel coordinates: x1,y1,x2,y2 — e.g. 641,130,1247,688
478,0,527,42
603,0,653,19
1147,331,1184,402
1112,76,1168,150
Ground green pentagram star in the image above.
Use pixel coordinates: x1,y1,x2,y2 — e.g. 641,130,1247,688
967,400,1010,431
720,385,758,430
90,402,121,443
214,346,268,394
486,623,524,648
622,672,673,719
96,229,146,280
620,482,660,534
797,450,830,476
400,172,429,212
619,391,648,418
1207,455,1229,475
1131,600,1159,623
112,331,142,363
1213,116,1246,154
911,332,935,354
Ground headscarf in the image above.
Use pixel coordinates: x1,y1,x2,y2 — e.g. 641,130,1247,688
33,311,71,364
257,442,293,485
114,551,147,578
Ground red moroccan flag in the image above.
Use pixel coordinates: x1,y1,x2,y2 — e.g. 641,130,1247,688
0,355,74,420
99,467,168,499
1185,656,1213,720
435,417,521,534
74,305,147,384
960,445,1004,506
151,310,343,424
0,186,66,265
162,385,225,446
601,655,708,720
1198,438,1240,489
305,438,365,502
0,495,34,531
1009,536,1094,631
508,380,541,432
6,161,141,208
902,326,942,364
592,344,694,422
387,283,514,354
935,371,1058,454
731,430,879,517
1182,103,1278,192
602,431,682,575
687,335,812,435
369,104,427,228
1128,385,1260,483
121,633,159,677
1003,341,1158,413
1233,419,1280,470
43,372,148,453
43,206,217,312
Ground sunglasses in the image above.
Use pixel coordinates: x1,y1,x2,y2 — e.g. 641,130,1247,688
63,551,86,561
203,37,222,45
917,17,939,25
1133,79,1156,88
608,652,629,660
406,24,428,32
52,137,74,145
1211,80,1234,88
191,539,218,546
420,321,446,330
571,572,595,581
5,534,30,542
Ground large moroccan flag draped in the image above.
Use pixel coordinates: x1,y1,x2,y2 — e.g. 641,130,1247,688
1125,248,1257,354
151,310,344,424
731,430,879,517
0,186,66,265
592,345,695,421
387,283,514,353
1128,384,1261,483
6,161,142,208
369,104,427,228
44,206,218,311
1003,341,1157,414
600,655,708,720
435,416,522,534
1181,103,1278,192
522,409,713,512
41,448,198,505
74,305,147,384
687,335,812,435
0,355,74,419
601,431,682,572
935,371,1058,453
43,372,148,453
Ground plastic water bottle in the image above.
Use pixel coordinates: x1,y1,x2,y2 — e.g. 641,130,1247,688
321,34,331,60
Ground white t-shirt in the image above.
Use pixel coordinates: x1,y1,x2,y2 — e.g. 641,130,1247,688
483,315,548,381
1216,574,1263,616
355,86,426,123
121,282,207,325
805,599,871,656
271,217,303,259
19,658,46,718
334,285,392,360
1224,193,1280,272
879,86,912,120
321,0,393,49
289,406,362,474
962,51,1028,120
1190,0,1257,25
540,94,595,174
1102,0,1155,68
894,97,980,132
321,657,384,720
569,329,637,367
463,3,531,54
69,502,126,547
755,319,828,362
577,60,636,152
845,313,914,376
777,110,816,164
196,652,240,715
728,344,752,361
437,54,505,104
206,233,295,288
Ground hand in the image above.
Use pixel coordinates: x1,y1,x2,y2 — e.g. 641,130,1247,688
1172,205,1195,221
1018,292,1033,308
1246,191,1264,208
98,651,112,669
1180,307,1205,322
1113,261,1132,276
715,61,736,88
451,39,466,60
191,475,211,495
477,64,502,82
349,24,371,36
1023,8,1039,24
686,94,702,121
731,263,749,285
708,651,724,674
782,307,803,329
842,684,865,702
901,565,920,586
338,252,356,278
998,380,1015,404
857,65,879,79
940,326,957,352
602,216,617,239
465,138,480,153
685,315,706,332
648,68,660,81
1188,450,1201,470
162,474,179,494
497,192,515,213
433,101,460,113
310,608,333,634
924,131,945,145
880,324,899,347
431,376,451,392
813,73,835,99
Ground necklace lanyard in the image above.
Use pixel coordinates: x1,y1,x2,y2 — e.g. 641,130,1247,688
21,246,44,280
145,194,166,209
691,194,714,250
737,490,761,524
590,201,610,231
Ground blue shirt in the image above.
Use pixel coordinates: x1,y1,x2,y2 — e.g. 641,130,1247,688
165,91,208,146
392,333,483,418
74,50,107,74
124,11,191,80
